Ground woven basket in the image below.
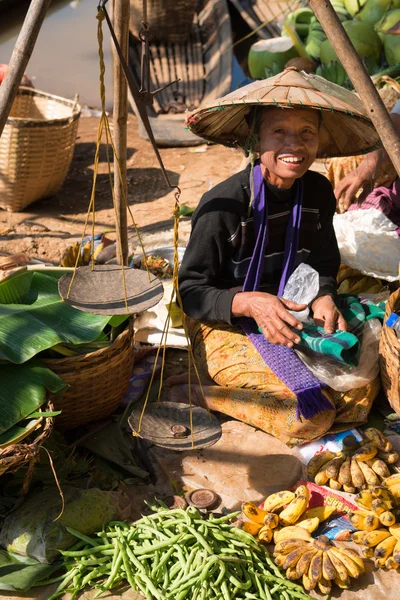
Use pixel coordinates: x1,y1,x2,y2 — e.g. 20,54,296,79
0,87,81,212
130,0,199,43
0,407,54,492
379,289,400,414
43,322,135,431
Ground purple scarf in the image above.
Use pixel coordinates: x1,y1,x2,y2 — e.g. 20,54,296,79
240,161,334,421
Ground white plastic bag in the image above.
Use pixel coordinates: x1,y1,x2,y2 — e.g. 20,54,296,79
334,208,400,282
296,319,382,392
282,263,319,323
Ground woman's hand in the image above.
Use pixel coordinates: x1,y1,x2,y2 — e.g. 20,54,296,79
311,295,347,334
334,151,380,211
231,292,307,347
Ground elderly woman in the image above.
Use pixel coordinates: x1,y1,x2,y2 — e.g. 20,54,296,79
175,68,381,446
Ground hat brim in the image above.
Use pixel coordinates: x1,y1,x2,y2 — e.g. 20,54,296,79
186,69,382,158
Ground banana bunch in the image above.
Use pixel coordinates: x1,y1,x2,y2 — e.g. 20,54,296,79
316,61,348,86
273,530,365,593
383,473,400,502
241,486,336,544
350,487,400,569
307,428,399,492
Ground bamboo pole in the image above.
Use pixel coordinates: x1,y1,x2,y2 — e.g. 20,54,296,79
0,0,52,137
112,0,130,265
308,0,400,178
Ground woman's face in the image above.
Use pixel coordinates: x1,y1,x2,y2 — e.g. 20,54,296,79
258,107,320,189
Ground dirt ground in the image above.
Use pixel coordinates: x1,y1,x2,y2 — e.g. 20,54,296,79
0,115,244,262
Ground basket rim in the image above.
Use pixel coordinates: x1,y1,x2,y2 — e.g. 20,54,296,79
6,86,81,128
42,320,133,367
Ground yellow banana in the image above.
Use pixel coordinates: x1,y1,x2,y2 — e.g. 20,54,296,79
352,531,368,545
368,458,390,479
296,517,319,533
351,458,365,489
379,511,396,527
329,479,342,491
274,526,312,544
279,485,309,526
338,457,352,486
343,484,357,493
378,450,399,464
308,550,323,583
274,538,310,555
360,546,374,558
303,506,336,522
322,550,336,580
353,443,378,462
384,440,393,453
385,555,399,569
363,427,388,451
274,553,286,567
241,521,262,536
302,573,316,591
314,469,330,486
374,535,397,561
384,474,400,487
263,512,279,529
306,450,337,480
357,459,380,486
263,490,295,512
327,548,349,580
363,529,392,547
355,489,373,511
317,577,332,595
388,483,400,501
257,526,273,544
371,498,388,515
295,547,318,577
389,524,400,540
392,539,400,564
283,546,307,570
242,502,270,525
349,511,379,531
285,567,301,580
329,547,363,578
333,575,350,589
324,455,345,480
333,547,365,571
371,486,396,508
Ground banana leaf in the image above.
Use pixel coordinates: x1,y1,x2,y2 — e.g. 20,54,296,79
0,550,59,591
0,272,111,364
0,362,65,434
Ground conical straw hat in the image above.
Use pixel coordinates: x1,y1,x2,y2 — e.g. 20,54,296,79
186,67,381,158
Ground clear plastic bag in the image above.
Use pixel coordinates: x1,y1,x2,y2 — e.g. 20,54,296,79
296,319,382,392
282,263,319,323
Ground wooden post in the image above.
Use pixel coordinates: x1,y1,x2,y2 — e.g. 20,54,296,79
308,0,400,178
112,0,130,266
0,0,52,137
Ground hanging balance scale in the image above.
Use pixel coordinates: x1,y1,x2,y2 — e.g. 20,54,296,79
59,0,221,449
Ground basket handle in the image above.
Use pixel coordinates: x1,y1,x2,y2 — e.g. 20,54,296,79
71,94,80,119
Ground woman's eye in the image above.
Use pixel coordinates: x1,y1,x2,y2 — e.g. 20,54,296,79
274,129,285,134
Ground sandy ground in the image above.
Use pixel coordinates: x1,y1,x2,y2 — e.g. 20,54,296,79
0,115,245,262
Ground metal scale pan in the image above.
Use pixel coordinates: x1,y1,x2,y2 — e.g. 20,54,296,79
58,264,164,316
128,401,222,451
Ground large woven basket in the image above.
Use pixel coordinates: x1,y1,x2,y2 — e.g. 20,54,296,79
130,0,199,43
0,87,81,212
379,289,400,414
43,322,135,431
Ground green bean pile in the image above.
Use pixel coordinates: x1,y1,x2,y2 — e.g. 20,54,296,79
47,506,314,600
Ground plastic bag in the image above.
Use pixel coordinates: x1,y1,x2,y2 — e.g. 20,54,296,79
334,208,400,282
296,318,382,392
0,487,129,563
282,263,319,323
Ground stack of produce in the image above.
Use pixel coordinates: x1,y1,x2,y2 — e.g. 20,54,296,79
307,428,399,492
248,0,400,85
45,506,315,600
350,485,400,568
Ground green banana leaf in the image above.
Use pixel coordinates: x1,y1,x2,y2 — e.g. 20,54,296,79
0,362,66,434
0,272,111,364
0,550,59,591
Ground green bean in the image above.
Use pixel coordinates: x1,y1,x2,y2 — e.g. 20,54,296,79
137,572,163,600
64,526,100,547
102,547,123,590
133,532,183,555
60,544,113,557
117,539,137,591
81,564,110,586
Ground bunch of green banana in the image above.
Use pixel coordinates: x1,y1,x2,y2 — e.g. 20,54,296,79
273,532,365,592
316,61,348,85
305,19,327,59
307,429,399,492
285,7,314,38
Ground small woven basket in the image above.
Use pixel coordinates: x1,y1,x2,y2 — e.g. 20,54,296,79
43,321,135,431
379,289,400,414
0,408,54,491
130,0,199,43
0,87,81,212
